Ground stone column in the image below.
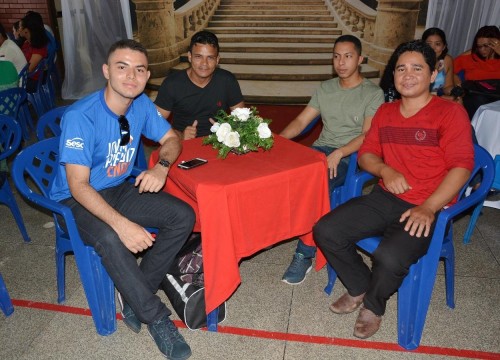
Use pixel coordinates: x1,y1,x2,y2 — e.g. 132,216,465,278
132,0,179,77
367,0,423,72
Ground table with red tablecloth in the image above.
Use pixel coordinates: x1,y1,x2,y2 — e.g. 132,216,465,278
149,136,330,316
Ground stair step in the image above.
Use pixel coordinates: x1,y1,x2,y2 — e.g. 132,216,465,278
209,21,337,28
217,34,337,44
207,27,341,35
170,63,378,81
220,42,334,53
219,5,328,10
212,15,334,21
195,52,334,65
216,9,330,15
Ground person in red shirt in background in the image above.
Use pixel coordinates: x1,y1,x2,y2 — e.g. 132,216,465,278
454,25,500,119
313,40,474,340
19,12,49,92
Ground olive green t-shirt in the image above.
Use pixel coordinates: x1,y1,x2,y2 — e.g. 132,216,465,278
309,78,384,149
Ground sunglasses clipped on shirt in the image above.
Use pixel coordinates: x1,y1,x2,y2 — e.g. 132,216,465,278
118,115,130,146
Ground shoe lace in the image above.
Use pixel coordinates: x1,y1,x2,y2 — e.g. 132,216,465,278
288,253,307,272
153,316,185,344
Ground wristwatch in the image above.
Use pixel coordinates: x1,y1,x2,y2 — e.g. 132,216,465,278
158,159,171,168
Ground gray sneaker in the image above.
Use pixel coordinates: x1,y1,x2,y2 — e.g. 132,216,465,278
148,313,192,360
118,292,141,333
281,253,313,285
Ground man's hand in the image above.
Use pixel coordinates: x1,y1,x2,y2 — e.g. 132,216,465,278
134,166,168,193
183,120,198,140
400,205,436,237
326,149,343,179
117,220,155,253
380,166,412,194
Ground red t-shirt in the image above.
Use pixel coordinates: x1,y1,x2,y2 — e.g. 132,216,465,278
454,53,500,81
21,41,48,80
359,96,474,206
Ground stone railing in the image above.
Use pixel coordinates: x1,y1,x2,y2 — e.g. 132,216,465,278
175,0,220,50
327,0,376,43
325,0,423,72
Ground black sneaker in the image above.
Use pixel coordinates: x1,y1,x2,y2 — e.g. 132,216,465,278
148,313,192,360
117,292,141,333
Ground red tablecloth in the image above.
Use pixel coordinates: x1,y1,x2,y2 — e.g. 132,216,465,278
150,136,330,313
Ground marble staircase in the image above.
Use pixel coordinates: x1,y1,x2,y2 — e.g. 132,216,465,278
148,0,380,104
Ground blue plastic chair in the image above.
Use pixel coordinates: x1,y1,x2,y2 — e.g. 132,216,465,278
0,273,14,317
36,105,68,140
0,87,32,141
12,137,116,336
21,58,51,118
323,144,495,350
293,114,358,209
463,154,500,243
0,115,30,243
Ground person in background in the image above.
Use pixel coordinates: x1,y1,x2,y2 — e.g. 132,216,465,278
314,40,473,340
12,21,25,48
0,60,19,90
279,35,384,285
0,23,28,73
454,25,500,119
422,27,460,102
19,13,49,92
49,39,195,360
379,51,400,103
155,31,244,140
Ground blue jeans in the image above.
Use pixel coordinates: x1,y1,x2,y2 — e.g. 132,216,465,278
295,145,351,258
63,182,195,324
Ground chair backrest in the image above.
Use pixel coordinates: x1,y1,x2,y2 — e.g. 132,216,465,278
12,137,60,199
0,87,26,120
19,64,29,90
294,115,321,139
455,144,496,203
0,115,22,161
36,106,68,140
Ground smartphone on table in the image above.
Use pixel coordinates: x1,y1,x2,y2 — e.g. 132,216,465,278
177,158,208,170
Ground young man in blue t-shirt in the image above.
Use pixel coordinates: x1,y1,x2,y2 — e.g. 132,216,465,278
50,40,195,360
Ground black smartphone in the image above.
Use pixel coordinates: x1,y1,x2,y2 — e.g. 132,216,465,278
177,158,208,170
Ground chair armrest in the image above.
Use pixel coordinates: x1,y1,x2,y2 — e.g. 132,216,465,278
346,171,376,199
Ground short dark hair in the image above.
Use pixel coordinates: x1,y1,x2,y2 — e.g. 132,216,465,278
421,27,448,60
472,25,500,60
392,40,436,74
334,34,362,55
106,39,148,63
189,30,219,54
13,21,21,31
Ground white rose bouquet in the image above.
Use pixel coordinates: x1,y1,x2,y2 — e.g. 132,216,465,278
203,107,274,158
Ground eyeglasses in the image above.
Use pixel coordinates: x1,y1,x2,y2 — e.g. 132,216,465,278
118,115,130,146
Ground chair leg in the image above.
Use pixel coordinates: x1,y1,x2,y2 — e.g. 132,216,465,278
0,182,31,243
0,273,14,317
207,308,219,332
397,248,442,350
55,235,72,303
463,202,484,244
72,245,117,336
441,235,455,309
324,263,338,296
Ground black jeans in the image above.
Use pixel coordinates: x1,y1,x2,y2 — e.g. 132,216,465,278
314,185,435,315
63,182,195,324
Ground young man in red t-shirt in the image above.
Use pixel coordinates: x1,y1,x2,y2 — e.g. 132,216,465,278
313,40,474,339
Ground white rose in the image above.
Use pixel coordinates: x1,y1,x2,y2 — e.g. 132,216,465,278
231,107,252,122
223,131,240,148
257,123,272,139
216,123,232,142
210,122,220,133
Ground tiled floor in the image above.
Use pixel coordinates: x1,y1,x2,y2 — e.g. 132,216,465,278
1,155,499,359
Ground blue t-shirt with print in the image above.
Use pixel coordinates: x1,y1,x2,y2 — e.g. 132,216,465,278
49,89,170,202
